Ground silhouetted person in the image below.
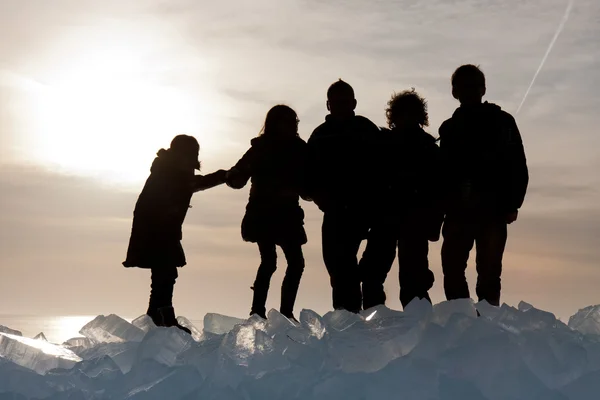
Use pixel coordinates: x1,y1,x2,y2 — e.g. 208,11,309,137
439,65,529,306
227,105,309,322
307,80,380,313
359,89,442,309
123,135,227,333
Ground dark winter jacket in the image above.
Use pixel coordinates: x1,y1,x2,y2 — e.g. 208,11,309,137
123,150,226,269
227,135,309,245
307,114,380,213
438,102,529,214
123,149,194,269
374,126,443,240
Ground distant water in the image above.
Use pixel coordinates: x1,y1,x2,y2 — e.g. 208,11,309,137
0,315,204,344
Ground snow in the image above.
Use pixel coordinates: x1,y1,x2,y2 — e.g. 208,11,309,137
1,301,600,399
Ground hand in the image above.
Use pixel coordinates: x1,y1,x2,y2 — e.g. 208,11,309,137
215,169,227,182
225,168,247,189
506,211,518,224
225,168,239,180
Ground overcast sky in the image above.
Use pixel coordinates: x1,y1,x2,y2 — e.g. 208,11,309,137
1,0,599,321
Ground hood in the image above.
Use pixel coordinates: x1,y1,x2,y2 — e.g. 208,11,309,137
150,148,199,174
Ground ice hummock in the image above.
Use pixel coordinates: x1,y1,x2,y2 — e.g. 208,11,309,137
569,304,600,335
0,301,600,399
79,314,145,343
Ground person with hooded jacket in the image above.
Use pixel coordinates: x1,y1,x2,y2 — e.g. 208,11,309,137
439,65,529,307
226,105,309,322
123,135,227,333
359,89,442,310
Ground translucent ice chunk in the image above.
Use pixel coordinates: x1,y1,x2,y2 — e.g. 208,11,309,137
44,355,123,393
132,314,156,333
203,313,245,335
77,341,140,373
569,304,600,335
494,303,566,333
134,327,195,367
476,300,501,319
125,365,203,400
322,310,362,332
360,304,404,321
0,332,81,374
79,314,145,343
299,309,326,340
264,309,296,336
0,325,22,336
0,357,54,399
177,316,202,342
432,299,478,326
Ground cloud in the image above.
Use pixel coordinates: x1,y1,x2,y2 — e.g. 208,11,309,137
0,0,599,319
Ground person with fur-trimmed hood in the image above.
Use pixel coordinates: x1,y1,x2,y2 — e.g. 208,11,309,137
359,89,442,310
123,135,227,333
439,64,529,306
226,105,309,322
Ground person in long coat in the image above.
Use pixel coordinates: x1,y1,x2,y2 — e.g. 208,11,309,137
123,134,227,333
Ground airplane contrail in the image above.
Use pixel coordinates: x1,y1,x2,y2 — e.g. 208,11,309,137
516,0,575,114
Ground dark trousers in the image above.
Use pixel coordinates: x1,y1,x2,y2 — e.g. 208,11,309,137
321,211,368,313
148,266,178,311
441,212,507,306
360,222,434,310
251,242,305,318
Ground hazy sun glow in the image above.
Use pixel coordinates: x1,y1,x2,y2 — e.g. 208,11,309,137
25,41,219,185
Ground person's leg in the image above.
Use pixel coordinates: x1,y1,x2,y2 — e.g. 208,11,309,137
250,242,278,318
322,212,345,310
321,211,365,312
148,266,191,334
398,225,434,308
359,224,397,310
475,216,507,306
280,243,305,320
441,214,476,301
148,266,178,324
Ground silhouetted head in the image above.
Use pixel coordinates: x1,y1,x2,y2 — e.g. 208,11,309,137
169,134,200,170
261,105,299,138
451,64,486,105
326,79,357,118
386,89,429,129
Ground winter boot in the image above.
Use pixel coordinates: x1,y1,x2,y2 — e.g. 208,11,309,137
250,284,269,319
146,307,162,327
157,306,191,334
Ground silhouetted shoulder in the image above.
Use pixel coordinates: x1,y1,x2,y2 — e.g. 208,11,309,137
420,129,437,144
308,121,331,144
438,118,455,139
291,135,308,147
355,115,380,132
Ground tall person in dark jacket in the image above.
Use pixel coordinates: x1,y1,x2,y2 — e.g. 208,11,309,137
360,89,442,310
227,105,309,322
439,65,529,306
307,80,380,313
123,135,227,333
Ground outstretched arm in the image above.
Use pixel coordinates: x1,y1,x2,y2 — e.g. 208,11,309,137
192,170,228,192
226,147,255,189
